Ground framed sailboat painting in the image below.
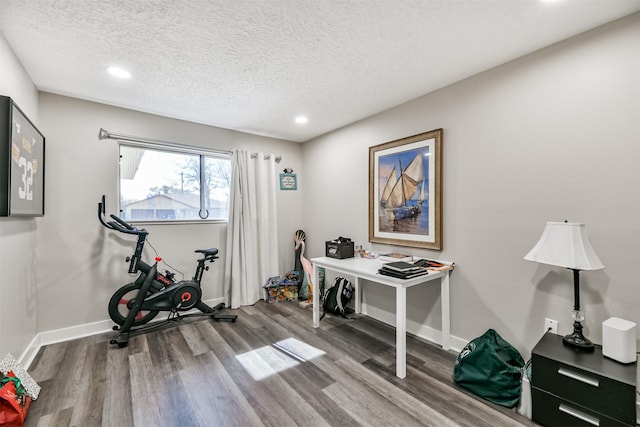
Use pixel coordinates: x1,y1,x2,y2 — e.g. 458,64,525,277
369,129,443,250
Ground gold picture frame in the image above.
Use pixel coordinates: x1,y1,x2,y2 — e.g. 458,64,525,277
369,129,442,250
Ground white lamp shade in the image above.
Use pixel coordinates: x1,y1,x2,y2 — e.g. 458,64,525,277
524,222,604,270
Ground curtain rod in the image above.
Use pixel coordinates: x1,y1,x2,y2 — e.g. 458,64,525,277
251,153,282,163
98,128,232,156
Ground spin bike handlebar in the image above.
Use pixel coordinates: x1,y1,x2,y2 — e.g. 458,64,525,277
98,195,147,236
98,195,150,274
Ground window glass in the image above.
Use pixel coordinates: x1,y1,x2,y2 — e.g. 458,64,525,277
119,144,230,221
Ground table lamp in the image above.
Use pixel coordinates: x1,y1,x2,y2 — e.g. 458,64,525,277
524,221,604,351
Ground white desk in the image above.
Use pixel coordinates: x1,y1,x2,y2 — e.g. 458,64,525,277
311,256,452,379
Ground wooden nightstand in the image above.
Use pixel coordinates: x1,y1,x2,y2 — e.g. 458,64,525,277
531,332,637,426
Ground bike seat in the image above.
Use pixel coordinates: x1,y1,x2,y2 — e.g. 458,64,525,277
195,248,218,256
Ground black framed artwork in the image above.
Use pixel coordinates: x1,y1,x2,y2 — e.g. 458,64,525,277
0,96,45,216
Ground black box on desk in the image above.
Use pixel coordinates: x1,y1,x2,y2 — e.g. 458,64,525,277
325,239,354,259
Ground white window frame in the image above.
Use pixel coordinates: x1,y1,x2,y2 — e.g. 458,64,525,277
117,140,231,224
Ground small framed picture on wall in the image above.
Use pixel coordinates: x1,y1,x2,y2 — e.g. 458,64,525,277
280,173,297,190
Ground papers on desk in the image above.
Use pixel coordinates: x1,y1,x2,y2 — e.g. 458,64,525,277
379,252,413,262
414,258,455,271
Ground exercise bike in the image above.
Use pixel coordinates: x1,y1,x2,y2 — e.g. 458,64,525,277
98,195,236,347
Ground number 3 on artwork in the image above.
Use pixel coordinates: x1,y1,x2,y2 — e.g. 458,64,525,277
18,156,33,201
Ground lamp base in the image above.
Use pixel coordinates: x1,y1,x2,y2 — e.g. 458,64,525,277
563,324,595,352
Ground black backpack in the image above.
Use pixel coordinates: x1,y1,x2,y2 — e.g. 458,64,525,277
321,277,354,320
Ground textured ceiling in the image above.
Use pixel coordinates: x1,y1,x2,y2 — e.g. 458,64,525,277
1,1,639,142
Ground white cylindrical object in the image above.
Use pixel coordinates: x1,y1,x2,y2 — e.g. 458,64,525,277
517,374,532,419
602,317,637,364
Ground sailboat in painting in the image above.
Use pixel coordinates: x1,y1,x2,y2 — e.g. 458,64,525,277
380,153,424,220
417,178,426,210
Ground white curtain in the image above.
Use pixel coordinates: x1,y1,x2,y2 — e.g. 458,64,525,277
224,150,280,308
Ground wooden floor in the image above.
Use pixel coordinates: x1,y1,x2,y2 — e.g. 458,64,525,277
25,301,538,427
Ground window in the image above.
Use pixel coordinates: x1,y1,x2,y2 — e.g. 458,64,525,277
118,143,231,222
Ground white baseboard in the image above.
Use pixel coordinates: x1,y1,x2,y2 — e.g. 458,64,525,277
361,304,468,353
18,319,114,369
18,297,226,369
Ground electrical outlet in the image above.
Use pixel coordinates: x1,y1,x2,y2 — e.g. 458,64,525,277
545,318,558,334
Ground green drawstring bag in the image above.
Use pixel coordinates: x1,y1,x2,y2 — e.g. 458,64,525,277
453,329,525,408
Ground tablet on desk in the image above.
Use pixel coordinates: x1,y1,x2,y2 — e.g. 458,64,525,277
383,261,421,272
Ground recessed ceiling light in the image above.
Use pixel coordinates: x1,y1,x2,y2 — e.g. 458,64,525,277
295,116,308,124
107,66,131,79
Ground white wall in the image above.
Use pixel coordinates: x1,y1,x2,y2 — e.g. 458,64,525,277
302,13,640,357
0,34,40,360
33,93,303,339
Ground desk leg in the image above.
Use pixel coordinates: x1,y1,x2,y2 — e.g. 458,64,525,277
354,276,361,314
440,272,451,350
396,286,407,379
312,264,319,328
